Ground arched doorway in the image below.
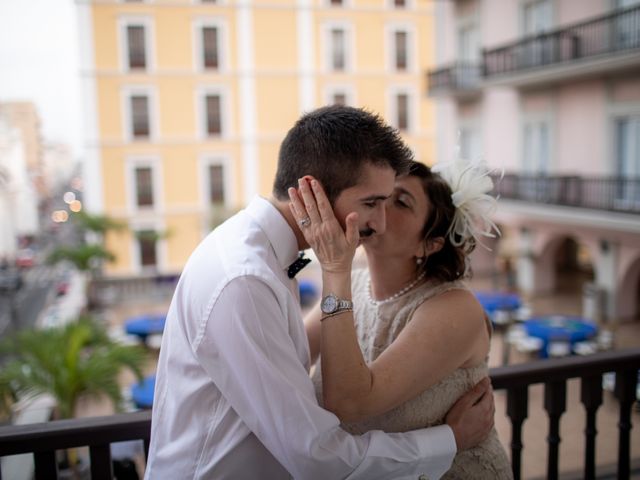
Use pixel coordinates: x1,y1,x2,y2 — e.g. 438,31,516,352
535,235,594,297
554,237,594,295
617,256,640,321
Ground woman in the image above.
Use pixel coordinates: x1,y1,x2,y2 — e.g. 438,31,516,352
290,160,512,479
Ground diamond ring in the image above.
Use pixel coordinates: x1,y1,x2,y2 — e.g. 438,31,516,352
299,217,311,228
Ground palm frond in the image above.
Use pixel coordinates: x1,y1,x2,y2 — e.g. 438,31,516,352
0,317,149,418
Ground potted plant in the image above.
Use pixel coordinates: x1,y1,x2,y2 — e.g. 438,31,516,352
0,316,148,477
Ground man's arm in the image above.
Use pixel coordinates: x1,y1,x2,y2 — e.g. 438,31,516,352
196,275,457,480
445,377,495,451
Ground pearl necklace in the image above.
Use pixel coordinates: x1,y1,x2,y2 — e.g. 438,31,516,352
367,271,427,306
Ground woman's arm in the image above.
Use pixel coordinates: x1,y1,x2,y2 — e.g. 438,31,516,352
322,289,489,423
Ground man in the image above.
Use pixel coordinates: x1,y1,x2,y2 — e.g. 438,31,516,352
145,105,494,479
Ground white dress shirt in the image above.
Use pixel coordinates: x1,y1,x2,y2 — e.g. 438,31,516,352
144,196,456,479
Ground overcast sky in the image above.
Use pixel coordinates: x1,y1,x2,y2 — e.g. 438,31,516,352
0,0,82,157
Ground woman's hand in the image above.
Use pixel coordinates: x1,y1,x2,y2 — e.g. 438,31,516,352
288,177,359,275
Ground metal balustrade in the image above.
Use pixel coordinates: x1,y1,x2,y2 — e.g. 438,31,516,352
483,5,640,78
492,173,640,214
0,349,638,479
427,61,482,96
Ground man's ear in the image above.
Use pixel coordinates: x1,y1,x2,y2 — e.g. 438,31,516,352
425,237,445,256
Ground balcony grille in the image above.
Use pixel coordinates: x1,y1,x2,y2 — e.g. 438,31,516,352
492,174,640,214
0,349,638,479
483,5,640,78
427,61,481,95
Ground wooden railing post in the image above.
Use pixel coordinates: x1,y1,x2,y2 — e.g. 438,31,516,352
581,375,603,480
614,369,638,480
544,380,566,480
506,386,528,480
90,444,113,480
33,450,57,480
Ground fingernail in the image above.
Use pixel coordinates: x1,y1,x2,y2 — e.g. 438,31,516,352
311,180,317,188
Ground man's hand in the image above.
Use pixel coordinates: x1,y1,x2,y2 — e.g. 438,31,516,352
444,377,495,451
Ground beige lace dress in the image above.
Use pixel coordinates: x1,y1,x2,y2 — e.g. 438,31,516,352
312,269,513,479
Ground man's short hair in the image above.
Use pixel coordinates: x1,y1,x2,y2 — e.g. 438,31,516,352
273,105,413,204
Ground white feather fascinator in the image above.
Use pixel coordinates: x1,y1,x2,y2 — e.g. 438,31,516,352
431,158,501,249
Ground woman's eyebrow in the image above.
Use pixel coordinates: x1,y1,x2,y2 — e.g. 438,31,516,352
394,187,416,202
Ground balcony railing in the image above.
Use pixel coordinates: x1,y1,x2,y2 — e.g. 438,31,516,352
0,349,638,479
492,173,640,214
89,273,179,308
0,411,151,480
427,62,482,96
483,5,640,78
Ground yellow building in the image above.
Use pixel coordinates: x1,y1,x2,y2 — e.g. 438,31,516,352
78,0,437,276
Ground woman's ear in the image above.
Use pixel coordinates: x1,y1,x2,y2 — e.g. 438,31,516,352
425,237,445,256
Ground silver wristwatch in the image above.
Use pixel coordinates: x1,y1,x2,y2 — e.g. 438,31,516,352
320,293,353,315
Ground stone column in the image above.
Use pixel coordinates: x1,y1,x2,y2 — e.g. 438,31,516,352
517,227,536,296
595,239,618,324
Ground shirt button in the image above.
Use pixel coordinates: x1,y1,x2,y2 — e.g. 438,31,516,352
418,475,428,480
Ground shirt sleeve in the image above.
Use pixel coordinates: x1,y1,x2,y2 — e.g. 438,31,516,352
195,275,456,480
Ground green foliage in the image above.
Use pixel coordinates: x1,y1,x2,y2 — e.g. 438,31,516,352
71,211,126,236
209,202,239,230
0,316,148,419
134,229,172,243
47,245,116,272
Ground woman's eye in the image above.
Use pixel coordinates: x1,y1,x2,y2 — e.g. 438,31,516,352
394,195,410,208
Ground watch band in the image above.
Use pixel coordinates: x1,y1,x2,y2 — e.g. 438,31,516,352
320,307,353,321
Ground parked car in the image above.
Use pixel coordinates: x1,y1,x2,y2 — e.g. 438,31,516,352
0,269,23,292
15,248,35,268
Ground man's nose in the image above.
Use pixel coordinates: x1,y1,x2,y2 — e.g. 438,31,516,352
370,203,387,235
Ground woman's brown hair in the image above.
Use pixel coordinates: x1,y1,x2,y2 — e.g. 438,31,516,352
407,161,476,282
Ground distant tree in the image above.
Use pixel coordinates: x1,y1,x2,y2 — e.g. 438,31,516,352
48,212,125,309
72,211,126,237
48,244,115,273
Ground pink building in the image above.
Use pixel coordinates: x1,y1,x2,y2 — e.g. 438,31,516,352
428,0,640,323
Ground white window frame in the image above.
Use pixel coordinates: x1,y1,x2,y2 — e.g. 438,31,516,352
458,119,483,162
521,113,553,174
118,16,155,73
129,219,167,274
196,86,231,140
122,85,159,142
456,15,481,62
607,102,640,174
125,156,163,214
323,0,352,8
322,21,354,73
611,112,640,207
386,0,414,9
192,18,228,73
386,23,417,73
519,0,554,36
387,86,418,133
323,85,356,106
198,153,234,208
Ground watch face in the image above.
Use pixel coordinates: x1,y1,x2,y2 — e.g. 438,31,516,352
321,295,338,313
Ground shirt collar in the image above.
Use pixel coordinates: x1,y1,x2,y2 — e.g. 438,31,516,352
245,196,300,272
